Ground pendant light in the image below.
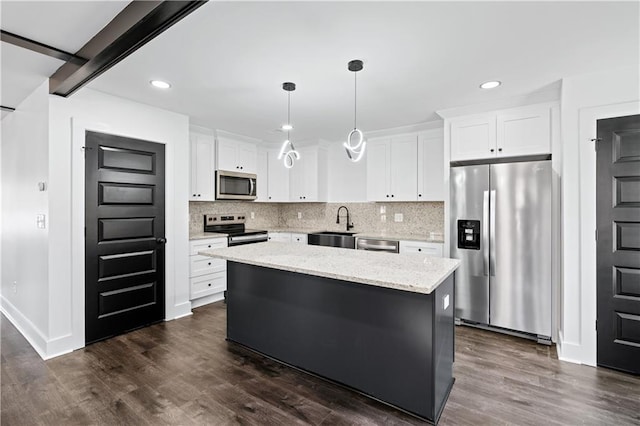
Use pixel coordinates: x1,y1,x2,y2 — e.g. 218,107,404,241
343,59,366,162
277,82,300,168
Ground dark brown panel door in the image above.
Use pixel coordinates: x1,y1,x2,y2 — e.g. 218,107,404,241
85,131,165,345
597,114,640,375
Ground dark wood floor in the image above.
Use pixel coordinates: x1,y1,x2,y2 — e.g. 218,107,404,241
2,302,639,425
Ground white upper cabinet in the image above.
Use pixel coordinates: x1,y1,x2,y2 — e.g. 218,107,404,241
267,150,290,202
190,131,216,201
450,103,552,162
450,114,496,161
496,104,551,157
289,146,327,202
216,136,257,173
417,130,444,201
255,149,268,202
367,134,418,201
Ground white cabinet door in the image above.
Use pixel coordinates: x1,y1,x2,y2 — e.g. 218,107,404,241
289,146,325,202
216,137,257,173
417,131,444,201
190,271,226,299
399,241,443,257
216,137,238,172
256,149,268,202
291,233,307,244
268,232,291,242
389,135,418,201
366,139,391,201
267,151,290,202
190,133,216,201
496,104,551,157
237,142,257,173
450,115,496,162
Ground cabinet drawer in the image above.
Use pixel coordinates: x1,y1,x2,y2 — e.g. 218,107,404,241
268,232,291,242
190,271,226,300
399,241,443,257
291,233,307,244
190,238,226,255
190,256,226,277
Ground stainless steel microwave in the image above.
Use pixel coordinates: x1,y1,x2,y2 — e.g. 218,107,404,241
215,170,257,200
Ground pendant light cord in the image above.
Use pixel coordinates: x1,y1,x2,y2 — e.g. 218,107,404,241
353,72,357,130
287,91,291,141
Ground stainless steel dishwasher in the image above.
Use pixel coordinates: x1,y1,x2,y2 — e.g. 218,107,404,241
356,238,400,253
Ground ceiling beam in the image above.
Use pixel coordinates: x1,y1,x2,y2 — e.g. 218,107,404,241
49,0,207,97
0,30,87,65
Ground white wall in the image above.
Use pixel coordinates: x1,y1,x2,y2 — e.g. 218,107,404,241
0,81,51,357
558,65,640,365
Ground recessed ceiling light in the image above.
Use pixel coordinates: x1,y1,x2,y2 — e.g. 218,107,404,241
282,124,293,131
480,80,501,89
150,80,171,89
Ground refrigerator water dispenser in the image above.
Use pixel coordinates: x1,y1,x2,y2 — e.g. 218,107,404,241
457,220,480,250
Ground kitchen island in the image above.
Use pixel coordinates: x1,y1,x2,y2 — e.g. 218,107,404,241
199,242,460,423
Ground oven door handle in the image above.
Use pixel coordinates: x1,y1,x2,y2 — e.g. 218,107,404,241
249,178,255,196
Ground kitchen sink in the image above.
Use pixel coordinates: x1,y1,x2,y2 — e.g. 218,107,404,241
308,231,356,249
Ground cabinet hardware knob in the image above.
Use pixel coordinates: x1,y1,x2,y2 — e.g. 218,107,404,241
207,245,211,248
391,194,394,198
192,194,196,197
498,148,502,152
208,283,212,287
418,194,422,197
208,262,211,265
490,148,495,153
268,196,271,199
386,195,389,198
418,248,422,252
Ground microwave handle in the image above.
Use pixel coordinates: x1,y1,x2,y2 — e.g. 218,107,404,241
250,178,255,196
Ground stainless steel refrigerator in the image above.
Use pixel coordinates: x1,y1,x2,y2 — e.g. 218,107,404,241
450,160,552,340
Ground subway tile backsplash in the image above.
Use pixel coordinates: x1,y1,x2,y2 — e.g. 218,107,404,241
190,201,444,238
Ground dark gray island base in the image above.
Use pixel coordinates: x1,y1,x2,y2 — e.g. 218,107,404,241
226,261,455,423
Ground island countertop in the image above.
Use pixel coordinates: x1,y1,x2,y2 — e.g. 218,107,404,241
199,241,460,294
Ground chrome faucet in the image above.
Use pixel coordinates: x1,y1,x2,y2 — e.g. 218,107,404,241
336,206,354,231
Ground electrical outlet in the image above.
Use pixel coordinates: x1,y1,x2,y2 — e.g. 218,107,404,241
443,294,450,310
297,212,302,219
394,213,403,222
250,212,255,219
380,206,386,214
12,281,17,294
381,214,386,223
37,214,46,229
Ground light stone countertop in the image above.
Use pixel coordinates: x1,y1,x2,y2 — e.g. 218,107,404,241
199,242,459,294
189,231,228,241
267,228,324,234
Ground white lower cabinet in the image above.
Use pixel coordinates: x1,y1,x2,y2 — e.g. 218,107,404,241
399,241,443,257
189,238,227,300
268,232,292,242
291,233,308,244
268,232,307,244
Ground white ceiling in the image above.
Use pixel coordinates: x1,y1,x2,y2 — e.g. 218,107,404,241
0,1,128,109
85,1,639,144
3,2,638,139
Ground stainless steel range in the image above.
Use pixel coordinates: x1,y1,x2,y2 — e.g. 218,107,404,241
204,214,268,246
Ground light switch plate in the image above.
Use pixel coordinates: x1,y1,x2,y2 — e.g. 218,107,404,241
380,206,386,214
297,212,302,219
250,212,255,219
394,213,403,222
380,214,386,223
443,294,450,310
36,214,46,229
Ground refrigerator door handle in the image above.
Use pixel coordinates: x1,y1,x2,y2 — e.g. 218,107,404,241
483,190,489,276
489,190,497,276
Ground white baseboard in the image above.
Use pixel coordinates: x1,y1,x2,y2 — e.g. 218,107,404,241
1,295,48,359
191,292,224,310
168,300,193,320
557,331,583,364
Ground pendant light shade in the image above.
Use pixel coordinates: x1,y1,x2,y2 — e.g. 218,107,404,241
343,59,366,162
278,82,300,169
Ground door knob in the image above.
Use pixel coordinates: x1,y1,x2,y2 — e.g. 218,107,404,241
156,238,167,244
